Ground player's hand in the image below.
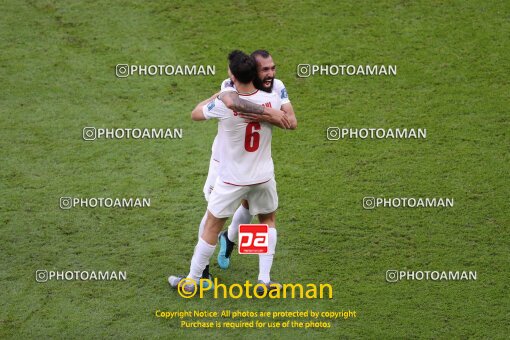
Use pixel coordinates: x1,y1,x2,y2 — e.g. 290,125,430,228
239,108,290,129
239,112,262,123
263,107,291,129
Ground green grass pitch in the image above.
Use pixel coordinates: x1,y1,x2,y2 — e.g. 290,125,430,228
1,0,508,338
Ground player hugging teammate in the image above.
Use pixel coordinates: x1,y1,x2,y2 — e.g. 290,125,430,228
169,50,297,294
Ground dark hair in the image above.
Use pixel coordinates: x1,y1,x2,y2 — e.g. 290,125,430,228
228,50,256,84
251,49,271,59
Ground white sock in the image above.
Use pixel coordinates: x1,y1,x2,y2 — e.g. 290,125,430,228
258,228,277,283
227,205,253,243
188,237,216,282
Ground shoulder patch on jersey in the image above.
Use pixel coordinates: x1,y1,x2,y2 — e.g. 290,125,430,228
207,100,215,111
280,88,288,99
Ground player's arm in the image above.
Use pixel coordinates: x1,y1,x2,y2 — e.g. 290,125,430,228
219,91,291,129
242,103,298,129
281,102,297,129
218,91,264,114
238,106,294,130
254,107,292,129
191,92,219,121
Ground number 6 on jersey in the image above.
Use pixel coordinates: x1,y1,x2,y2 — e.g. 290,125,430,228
244,122,261,152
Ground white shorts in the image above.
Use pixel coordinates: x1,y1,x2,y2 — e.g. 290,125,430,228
207,178,278,218
203,157,219,201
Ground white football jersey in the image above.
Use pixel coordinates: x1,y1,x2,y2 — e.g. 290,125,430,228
202,89,281,186
209,78,290,161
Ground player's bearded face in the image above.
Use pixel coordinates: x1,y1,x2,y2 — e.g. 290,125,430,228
254,56,276,93
254,75,274,92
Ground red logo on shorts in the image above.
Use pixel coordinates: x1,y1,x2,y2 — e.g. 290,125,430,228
238,224,268,254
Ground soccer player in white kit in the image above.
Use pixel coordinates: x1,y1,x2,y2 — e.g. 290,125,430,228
197,51,297,281
215,50,297,271
169,50,285,292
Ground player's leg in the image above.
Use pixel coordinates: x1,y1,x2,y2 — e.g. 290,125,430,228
169,211,225,291
197,211,212,282
200,156,218,240
257,211,279,289
169,179,246,290
197,210,207,239
188,179,247,283
228,200,252,245
245,178,281,292
187,211,227,283
218,199,253,269
198,156,218,279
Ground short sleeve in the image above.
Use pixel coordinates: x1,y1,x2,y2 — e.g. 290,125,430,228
273,79,290,105
202,98,231,120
